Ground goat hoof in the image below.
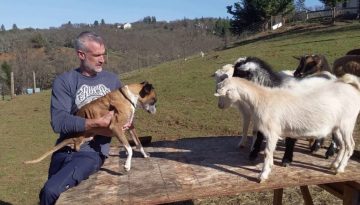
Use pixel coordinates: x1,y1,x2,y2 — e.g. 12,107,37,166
143,153,150,158
335,167,345,174
281,161,291,167
124,165,131,172
310,143,321,153
330,163,338,170
325,150,335,159
281,158,292,167
258,174,267,183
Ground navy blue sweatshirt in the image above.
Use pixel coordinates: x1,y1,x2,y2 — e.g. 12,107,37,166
50,68,122,156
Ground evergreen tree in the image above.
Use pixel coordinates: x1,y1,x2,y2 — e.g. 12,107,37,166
0,61,11,87
0,61,11,99
151,16,157,23
31,33,48,48
143,16,151,24
319,0,347,22
214,18,230,37
0,24,5,32
227,0,294,35
295,0,306,12
319,0,346,7
101,19,105,25
12,23,18,30
94,20,99,26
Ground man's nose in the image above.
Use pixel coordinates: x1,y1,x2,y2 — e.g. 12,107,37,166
99,55,105,63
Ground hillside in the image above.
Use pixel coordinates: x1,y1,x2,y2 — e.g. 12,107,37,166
0,19,227,92
1,21,360,205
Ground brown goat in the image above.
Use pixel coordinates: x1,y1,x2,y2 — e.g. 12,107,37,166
346,48,360,55
293,54,331,78
333,55,360,77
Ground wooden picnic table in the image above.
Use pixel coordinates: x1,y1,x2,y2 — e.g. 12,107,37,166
56,136,360,205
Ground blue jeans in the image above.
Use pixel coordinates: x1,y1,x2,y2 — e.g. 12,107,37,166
39,147,105,205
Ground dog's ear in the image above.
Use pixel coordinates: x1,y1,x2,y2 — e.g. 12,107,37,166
140,82,154,98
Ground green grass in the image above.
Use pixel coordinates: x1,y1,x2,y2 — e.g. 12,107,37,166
1,21,360,205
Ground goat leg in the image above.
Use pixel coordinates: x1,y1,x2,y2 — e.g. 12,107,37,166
249,131,264,161
281,138,297,167
325,133,339,158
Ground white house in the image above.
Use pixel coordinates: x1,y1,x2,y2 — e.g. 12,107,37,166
116,23,132,30
123,23,132,30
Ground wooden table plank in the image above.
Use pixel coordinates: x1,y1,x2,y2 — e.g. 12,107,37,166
57,136,360,205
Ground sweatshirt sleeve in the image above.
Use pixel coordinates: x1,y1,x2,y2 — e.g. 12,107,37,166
50,75,86,135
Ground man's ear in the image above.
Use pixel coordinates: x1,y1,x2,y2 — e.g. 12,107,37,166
77,50,86,60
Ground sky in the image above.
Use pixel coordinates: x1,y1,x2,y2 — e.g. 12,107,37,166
0,0,322,30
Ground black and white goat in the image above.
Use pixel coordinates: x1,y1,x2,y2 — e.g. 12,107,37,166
215,74,360,182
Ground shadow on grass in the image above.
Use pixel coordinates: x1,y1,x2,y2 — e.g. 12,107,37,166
0,201,13,205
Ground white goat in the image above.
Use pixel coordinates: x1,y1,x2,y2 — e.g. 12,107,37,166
214,64,253,147
215,74,360,182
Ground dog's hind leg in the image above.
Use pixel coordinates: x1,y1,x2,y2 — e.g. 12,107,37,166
128,127,150,158
112,127,133,172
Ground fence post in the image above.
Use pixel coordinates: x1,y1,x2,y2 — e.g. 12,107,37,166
306,11,309,20
32,71,36,93
10,71,14,99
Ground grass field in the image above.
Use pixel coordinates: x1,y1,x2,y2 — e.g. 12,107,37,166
1,21,360,205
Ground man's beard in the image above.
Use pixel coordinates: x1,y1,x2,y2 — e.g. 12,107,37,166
84,60,102,73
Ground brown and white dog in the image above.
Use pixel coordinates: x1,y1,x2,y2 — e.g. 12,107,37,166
24,81,157,172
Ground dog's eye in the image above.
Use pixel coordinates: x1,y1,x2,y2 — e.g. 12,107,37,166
150,98,157,105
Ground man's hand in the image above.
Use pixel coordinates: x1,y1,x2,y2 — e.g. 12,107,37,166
97,110,114,127
85,111,114,137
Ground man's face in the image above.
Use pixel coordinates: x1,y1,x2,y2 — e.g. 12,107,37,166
78,41,106,76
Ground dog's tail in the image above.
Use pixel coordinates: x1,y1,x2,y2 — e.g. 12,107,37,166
23,138,73,164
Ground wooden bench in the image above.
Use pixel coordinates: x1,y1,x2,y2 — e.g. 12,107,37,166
56,137,360,205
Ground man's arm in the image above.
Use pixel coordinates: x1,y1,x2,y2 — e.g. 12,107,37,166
50,76,86,135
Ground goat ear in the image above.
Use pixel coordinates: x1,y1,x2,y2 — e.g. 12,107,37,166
314,55,322,65
219,74,229,81
293,56,301,61
214,87,227,97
